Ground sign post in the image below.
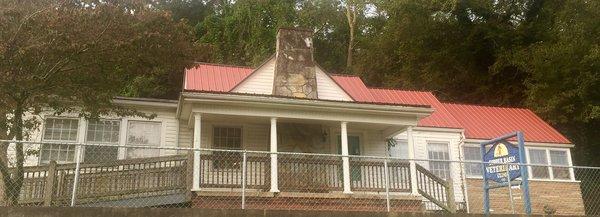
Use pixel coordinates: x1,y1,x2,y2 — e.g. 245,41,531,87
481,131,531,216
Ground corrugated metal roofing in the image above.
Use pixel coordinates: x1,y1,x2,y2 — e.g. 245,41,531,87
184,63,253,92
442,103,571,144
367,88,462,129
330,75,375,102
182,63,571,144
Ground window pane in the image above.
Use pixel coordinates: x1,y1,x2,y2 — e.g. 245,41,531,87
41,118,79,163
212,127,242,169
464,147,482,176
43,118,79,142
126,121,161,159
529,149,549,179
550,150,571,180
87,120,120,143
213,127,242,150
40,144,76,164
428,143,450,180
389,139,409,159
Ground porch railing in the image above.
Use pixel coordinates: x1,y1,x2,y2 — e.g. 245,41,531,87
350,160,411,192
197,153,413,193
278,155,343,192
11,155,188,206
415,163,456,213
199,153,270,189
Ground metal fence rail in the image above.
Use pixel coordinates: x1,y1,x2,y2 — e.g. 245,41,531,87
1,140,599,216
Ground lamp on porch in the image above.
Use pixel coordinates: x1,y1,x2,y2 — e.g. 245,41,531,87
321,128,328,142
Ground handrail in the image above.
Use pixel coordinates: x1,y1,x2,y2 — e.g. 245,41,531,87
415,163,456,213
12,154,189,205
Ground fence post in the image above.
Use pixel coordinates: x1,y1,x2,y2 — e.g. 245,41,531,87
43,160,57,206
186,151,195,201
70,144,82,207
242,151,247,209
446,178,457,213
384,158,390,212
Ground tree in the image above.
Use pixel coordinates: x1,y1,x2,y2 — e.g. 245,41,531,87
510,0,599,166
0,0,199,205
197,0,298,66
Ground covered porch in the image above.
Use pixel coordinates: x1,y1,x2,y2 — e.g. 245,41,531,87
190,114,415,194
178,92,454,211
178,92,433,195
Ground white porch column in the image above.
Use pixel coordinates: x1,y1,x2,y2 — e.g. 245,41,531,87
407,126,419,195
192,113,202,191
269,117,279,193
341,121,352,194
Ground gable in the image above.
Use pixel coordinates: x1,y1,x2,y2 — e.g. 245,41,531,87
315,67,352,101
231,57,276,95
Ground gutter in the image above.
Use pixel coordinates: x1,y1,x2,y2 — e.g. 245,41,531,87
181,92,434,117
113,96,177,108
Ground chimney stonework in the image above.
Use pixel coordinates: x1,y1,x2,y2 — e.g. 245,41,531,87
272,28,318,99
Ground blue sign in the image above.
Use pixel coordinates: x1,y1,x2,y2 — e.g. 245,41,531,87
483,141,521,183
481,132,531,215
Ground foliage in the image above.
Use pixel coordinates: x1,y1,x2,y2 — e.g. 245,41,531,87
0,0,200,204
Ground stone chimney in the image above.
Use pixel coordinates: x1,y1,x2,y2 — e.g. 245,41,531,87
272,28,318,99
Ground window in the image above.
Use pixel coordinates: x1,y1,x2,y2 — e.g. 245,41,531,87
126,121,161,159
43,118,79,141
428,143,450,180
213,127,242,150
550,150,571,180
527,148,572,180
40,118,79,163
528,149,550,179
463,146,482,177
213,127,242,169
389,139,409,159
84,120,120,163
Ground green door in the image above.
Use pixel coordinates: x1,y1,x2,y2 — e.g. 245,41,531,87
338,135,361,181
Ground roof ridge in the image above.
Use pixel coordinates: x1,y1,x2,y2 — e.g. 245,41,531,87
441,102,530,110
367,86,433,93
193,62,254,69
328,73,360,77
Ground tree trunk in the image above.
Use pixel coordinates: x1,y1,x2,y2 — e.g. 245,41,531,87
345,2,357,71
1,103,25,206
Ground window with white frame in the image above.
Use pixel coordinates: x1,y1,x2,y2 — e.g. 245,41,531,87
389,139,409,159
528,149,550,179
84,119,120,163
126,121,161,159
428,143,451,180
40,118,79,164
549,150,571,180
212,126,242,169
463,146,482,177
527,148,572,180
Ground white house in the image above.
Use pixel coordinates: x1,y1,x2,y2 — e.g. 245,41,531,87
9,28,583,215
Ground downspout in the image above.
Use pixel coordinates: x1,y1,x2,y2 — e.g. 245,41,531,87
457,130,470,213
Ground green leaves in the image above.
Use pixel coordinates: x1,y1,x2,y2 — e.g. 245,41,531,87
0,0,200,125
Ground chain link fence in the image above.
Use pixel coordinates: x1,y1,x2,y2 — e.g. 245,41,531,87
0,140,599,216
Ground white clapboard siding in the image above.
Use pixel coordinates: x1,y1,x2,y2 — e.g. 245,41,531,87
232,57,275,95
316,67,353,101
394,129,465,206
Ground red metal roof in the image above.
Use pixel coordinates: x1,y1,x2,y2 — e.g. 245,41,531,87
184,63,253,92
367,88,462,129
442,103,571,144
183,63,571,144
329,75,375,102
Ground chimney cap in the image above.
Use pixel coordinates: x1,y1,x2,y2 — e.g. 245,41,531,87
277,27,313,34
